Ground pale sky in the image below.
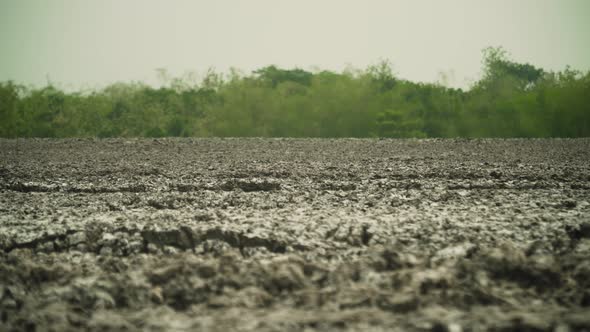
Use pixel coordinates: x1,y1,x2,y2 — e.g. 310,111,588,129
1,0,589,89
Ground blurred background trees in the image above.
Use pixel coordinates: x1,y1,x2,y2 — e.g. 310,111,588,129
1,47,588,138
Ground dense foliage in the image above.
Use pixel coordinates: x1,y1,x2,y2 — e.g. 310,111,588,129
1,47,589,138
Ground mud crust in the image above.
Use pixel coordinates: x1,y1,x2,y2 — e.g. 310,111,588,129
1,138,590,331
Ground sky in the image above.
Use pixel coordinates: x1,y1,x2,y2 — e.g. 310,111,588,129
0,0,589,90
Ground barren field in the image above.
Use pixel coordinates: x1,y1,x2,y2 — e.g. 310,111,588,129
1,138,590,331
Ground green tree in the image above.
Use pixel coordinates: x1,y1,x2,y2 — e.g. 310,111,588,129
376,108,426,138
0,82,23,137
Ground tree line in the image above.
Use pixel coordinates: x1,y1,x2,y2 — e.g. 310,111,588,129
1,47,589,138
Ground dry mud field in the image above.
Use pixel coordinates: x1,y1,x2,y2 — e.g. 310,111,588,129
1,138,590,332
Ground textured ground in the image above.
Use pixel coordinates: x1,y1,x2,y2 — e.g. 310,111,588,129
1,138,590,332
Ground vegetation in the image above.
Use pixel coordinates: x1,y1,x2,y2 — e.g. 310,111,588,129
1,47,589,138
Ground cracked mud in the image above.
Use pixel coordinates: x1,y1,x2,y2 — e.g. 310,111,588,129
1,138,590,331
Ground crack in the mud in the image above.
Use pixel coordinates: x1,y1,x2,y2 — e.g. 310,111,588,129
361,224,373,246
140,227,291,254
3,229,80,253
3,225,297,255
219,180,281,192
3,182,148,193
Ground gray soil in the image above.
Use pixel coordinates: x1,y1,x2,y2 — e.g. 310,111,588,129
1,138,590,332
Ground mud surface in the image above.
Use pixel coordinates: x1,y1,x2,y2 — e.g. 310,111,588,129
1,138,590,331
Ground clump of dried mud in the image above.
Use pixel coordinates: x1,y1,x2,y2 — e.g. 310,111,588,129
1,138,589,331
